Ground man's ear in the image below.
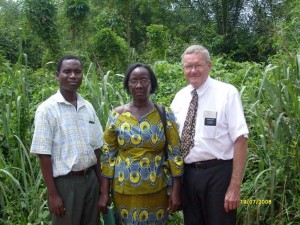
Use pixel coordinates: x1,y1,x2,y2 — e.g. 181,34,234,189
208,61,212,70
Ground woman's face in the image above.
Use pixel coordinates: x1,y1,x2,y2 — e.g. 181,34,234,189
128,67,152,101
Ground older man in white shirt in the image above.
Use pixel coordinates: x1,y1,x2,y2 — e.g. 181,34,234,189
171,45,248,225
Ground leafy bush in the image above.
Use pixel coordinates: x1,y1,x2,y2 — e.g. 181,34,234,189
64,0,90,22
24,0,60,54
153,60,186,106
90,28,128,73
145,24,170,62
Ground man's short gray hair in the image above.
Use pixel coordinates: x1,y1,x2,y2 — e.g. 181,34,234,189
181,45,211,64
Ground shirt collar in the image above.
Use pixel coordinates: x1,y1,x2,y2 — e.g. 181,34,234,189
188,76,212,97
55,90,85,109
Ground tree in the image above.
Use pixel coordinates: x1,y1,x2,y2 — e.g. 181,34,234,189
90,28,128,72
24,0,60,58
146,24,170,61
0,0,22,63
64,0,90,43
98,0,174,56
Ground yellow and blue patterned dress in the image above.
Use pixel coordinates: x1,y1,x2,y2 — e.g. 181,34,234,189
102,106,183,225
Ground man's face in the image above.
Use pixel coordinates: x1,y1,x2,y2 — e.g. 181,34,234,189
182,52,212,89
56,59,83,93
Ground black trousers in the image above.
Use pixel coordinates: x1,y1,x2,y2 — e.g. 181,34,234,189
183,160,236,225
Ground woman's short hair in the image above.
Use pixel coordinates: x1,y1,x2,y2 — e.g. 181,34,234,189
123,63,158,94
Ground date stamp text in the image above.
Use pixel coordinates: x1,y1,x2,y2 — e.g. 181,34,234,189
240,199,272,205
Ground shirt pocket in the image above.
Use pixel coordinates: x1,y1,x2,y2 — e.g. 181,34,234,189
77,113,95,146
199,124,217,139
88,120,96,146
198,110,218,138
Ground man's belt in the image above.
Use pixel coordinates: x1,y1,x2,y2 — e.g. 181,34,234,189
185,159,232,170
68,166,95,176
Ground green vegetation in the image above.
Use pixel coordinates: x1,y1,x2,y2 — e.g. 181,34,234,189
1,53,299,225
0,0,299,224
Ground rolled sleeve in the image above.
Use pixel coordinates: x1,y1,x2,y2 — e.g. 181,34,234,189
226,92,249,142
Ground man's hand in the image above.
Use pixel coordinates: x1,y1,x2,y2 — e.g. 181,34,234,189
39,154,65,216
49,193,65,216
224,184,240,212
224,135,247,212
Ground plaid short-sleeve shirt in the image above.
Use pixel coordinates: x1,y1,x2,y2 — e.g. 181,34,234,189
30,90,103,177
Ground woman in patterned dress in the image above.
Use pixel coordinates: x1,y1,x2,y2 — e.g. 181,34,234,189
99,63,184,225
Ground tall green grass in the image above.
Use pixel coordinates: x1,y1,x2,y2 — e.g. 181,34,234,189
0,60,129,224
237,55,300,224
0,55,49,224
83,63,130,127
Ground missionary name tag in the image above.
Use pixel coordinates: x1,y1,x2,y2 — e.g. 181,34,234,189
203,111,217,126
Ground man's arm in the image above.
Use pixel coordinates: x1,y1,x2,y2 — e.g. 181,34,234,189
224,135,248,212
39,154,65,216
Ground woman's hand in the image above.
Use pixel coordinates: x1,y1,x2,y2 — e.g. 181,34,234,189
98,177,111,215
167,177,182,213
98,193,111,215
168,189,181,213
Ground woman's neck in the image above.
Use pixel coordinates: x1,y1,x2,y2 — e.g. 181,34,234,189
128,100,154,120
131,99,152,108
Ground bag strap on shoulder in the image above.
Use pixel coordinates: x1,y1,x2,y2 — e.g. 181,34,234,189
154,104,168,159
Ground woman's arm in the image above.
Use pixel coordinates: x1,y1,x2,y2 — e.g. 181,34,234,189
168,177,182,213
98,176,111,215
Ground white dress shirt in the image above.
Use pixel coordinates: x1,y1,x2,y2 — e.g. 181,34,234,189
171,76,249,163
